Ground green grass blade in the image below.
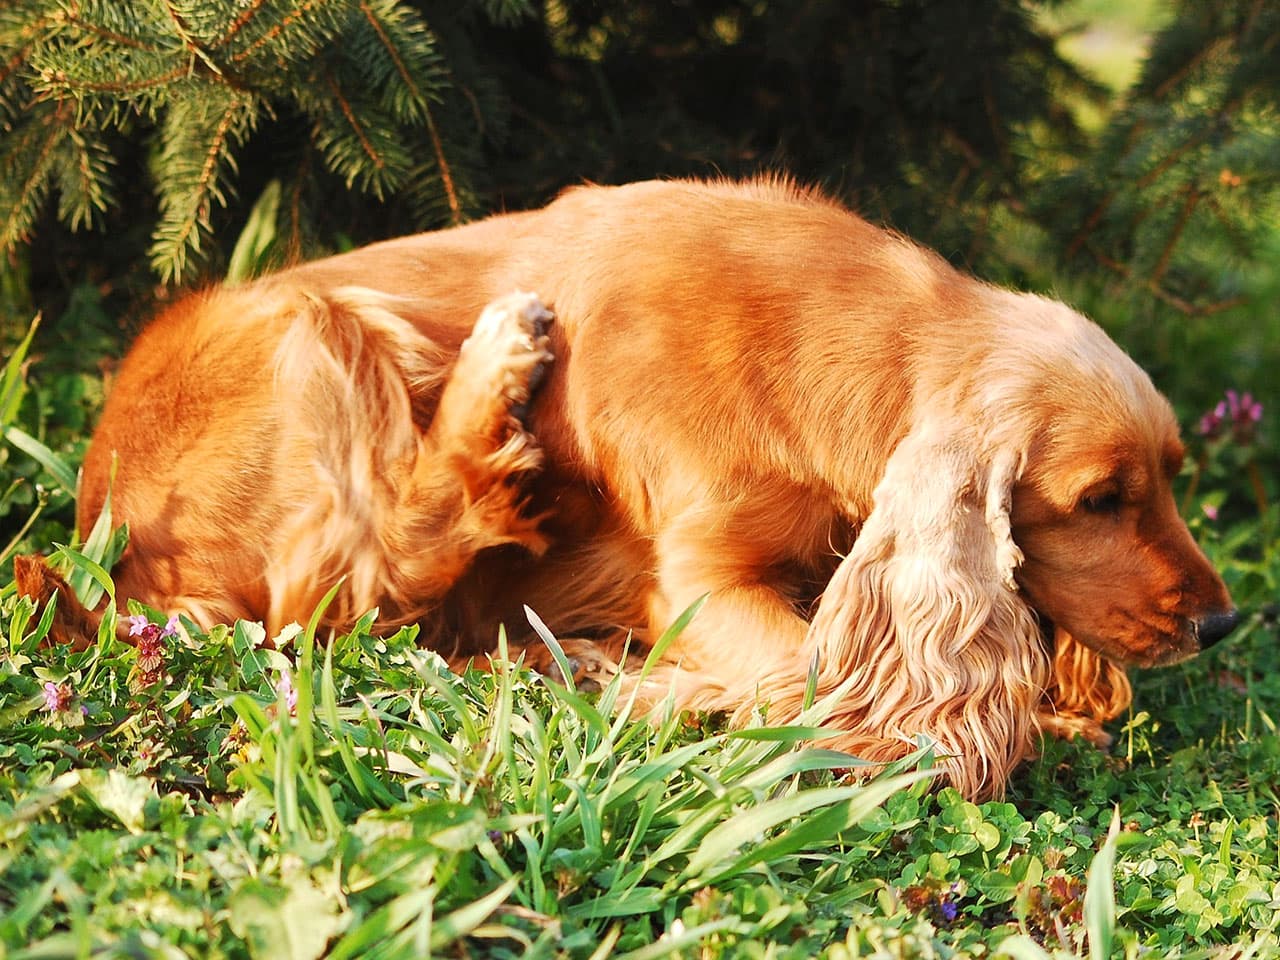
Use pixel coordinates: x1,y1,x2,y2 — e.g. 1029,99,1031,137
681,777,923,884
226,179,281,284
4,426,77,492
524,604,576,690
1085,807,1121,960
689,770,933,887
639,594,707,683
429,875,521,948
0,315,39,428
68,462,126,608
49,545,115,610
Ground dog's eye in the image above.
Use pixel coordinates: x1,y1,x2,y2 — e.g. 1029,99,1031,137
1080,491,1122,515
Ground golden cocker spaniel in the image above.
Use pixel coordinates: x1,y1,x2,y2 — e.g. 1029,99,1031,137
20,178,1238,799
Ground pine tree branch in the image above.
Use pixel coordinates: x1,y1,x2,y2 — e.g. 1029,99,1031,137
1066,9,1259,262
61,6,159,52
60,126,111,230
1151,186,1200,284
324,70,384,175
1,109,67,249
0,15,54,88
228,0,327,66
178,100,242,251
1067,87,1249,260
356,0,460,223
164,0,208,63
1085,241,1245,317
420,103,461,224
48,66,190,94
214,0,272,51
151,92,255,280
1151,36,1232,100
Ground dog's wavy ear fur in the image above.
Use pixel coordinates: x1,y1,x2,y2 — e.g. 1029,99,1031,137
12,554,107,650
793,416,1052,799
1040,627,1132,746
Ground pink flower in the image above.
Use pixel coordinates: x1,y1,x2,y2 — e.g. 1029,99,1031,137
1202,502,1219,521
40,680,86,725
1199,389,1263,444
42,680,71,712
127,613,181,640
275,671,298,714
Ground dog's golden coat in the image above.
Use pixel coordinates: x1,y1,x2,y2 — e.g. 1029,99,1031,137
40,178,1237,798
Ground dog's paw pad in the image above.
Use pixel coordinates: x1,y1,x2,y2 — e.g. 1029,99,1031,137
460,291,554,431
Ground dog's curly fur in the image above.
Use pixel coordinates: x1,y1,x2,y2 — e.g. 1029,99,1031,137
21,177,1236,799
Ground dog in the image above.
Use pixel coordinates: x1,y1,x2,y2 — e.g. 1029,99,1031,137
18,177,1237,799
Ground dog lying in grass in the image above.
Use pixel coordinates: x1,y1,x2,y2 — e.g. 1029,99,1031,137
18,177,1238,799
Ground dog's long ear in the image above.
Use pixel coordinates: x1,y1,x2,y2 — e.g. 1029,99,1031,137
801,416,1051,799
13,554,108,650
1039,627,1132,746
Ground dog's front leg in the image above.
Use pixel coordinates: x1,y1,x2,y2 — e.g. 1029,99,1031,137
632,507,816,714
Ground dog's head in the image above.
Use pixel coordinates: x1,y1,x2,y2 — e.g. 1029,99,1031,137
990,295,1238,667
805,290,1233,797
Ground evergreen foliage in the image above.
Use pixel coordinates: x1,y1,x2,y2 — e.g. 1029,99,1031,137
1029,0,1280,418
2,1,1276,315
2,0,1098,287
1037,0,1280,315
0,0,531,282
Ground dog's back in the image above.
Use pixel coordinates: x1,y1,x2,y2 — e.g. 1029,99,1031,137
81,177,964,638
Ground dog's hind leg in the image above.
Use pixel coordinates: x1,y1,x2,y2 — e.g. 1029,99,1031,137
265,290,555,635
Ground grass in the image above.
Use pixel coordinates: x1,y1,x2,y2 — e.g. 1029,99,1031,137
2,488,1280,957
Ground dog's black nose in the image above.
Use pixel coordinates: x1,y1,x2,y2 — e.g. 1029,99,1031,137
1197,609,1240,649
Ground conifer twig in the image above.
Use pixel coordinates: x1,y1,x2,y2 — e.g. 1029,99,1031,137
1,17,56,88
61,9,158,52
57,67,189,94
357,0,460,223
1084,242,1244,317
214,0,272,50
1,112,67,249
324,72,384,173
228,0,327,65
158,96,247,275
1151,186,1200,283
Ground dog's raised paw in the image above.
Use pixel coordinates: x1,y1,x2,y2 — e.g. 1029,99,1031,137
460,291,555,427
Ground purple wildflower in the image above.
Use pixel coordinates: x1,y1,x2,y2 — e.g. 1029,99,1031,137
125,614,180,682
276,671,299,714
1199,389,1263,444
40,680,85,726
42,680,71,712
939,898,959,922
